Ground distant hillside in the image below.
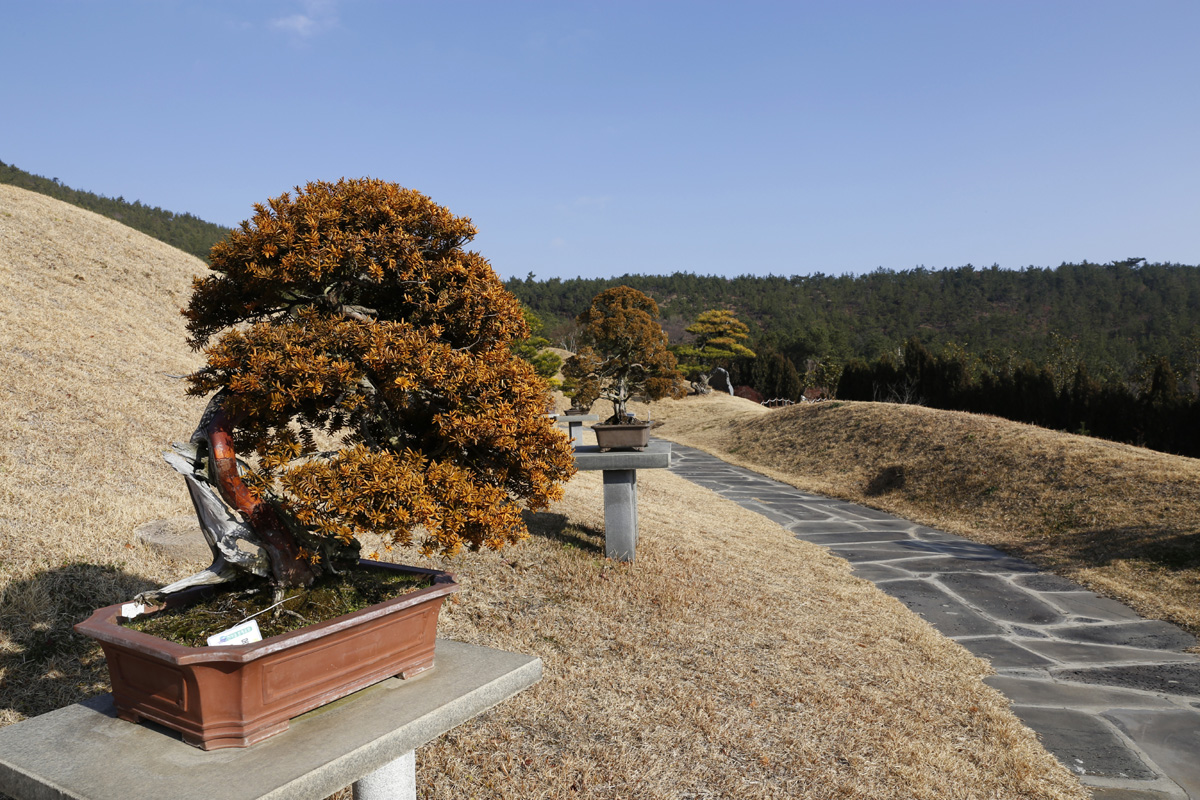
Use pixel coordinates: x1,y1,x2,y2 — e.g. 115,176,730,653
507,261,1200,374
0,159,229,261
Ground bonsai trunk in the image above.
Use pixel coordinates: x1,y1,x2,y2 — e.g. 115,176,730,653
197,396,318,589
605,374,634,424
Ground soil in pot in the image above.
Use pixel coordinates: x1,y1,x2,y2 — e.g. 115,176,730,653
124,567,434,646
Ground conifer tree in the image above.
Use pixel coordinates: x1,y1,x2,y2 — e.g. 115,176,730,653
673,309,755,393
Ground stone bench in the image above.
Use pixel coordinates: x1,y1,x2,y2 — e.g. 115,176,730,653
573,440,672,561
0,639,540,800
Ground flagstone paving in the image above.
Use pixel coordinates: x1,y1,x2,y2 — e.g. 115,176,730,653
667,443,1200,799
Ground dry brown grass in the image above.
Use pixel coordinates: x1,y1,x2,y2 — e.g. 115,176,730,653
653,393,1200,644
1,185,209,724
0,187,1086,798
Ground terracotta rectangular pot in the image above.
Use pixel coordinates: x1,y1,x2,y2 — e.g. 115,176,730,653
74,561,459,750
591,422,652,452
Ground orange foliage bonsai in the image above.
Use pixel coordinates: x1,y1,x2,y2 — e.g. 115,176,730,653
148,178,576,599
561,286,685,424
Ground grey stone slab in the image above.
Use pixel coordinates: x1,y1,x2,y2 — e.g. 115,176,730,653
1008,706,1157,779
1010,625,1051,639
1053,664,1200,697
787,521,871,534
1027,641,1200,667
832,506,904,522
752,500,836,514
828,539,1037,567
984,676,1180,709
777,508,841,522
1054,621,1199,652
134,515,212,564
735,503,799,526
875,580,1005,637
1047,592,1148,623
851,563,916,581
0,640,541,800
912,539,1025,559
798,530,915,544
824,540,955,562
685,480,733,490
1103,709,1200,797
912,532,960,544
831,519,916,531
574,440,671,471
875,555,1042,574
1013,573,1087,592
1087,787,1179,799
938,573,1064,625
955,637,1056,668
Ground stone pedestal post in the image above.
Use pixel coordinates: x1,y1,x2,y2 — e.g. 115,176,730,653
574,440,670,562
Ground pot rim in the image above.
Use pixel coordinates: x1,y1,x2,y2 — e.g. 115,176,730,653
74,560,459,665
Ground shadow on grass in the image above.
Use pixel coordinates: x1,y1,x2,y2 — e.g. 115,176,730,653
0,563,159,720
521,509,605,556
865,465,907,497
1030,525,1200,572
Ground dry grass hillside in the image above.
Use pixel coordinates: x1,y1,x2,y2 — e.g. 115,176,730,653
0,185,1086,798
653,393,1200,642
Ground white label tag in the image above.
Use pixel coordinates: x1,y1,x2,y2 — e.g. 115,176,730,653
207,619,262,647
121,602,146,619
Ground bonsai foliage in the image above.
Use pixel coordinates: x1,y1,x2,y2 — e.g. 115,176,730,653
183,178,576,588
561,286,685,422
673,309,755,392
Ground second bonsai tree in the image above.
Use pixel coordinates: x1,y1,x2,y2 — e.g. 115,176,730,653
561,286,684,428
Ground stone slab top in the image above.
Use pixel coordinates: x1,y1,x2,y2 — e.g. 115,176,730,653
0,639,541,800
573,439,672,471
554,414,599,423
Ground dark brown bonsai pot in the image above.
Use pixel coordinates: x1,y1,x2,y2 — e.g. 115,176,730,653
75,561,459,750
591,421,653,452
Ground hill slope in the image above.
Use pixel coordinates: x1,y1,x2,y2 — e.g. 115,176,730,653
0,184,209,569
653,393,1200,639
1,160,229,260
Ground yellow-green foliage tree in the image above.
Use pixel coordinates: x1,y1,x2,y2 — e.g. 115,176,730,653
561,286,685,423
674,309,756,392
184,178,576,588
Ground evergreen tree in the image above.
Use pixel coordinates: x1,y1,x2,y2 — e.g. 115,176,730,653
673,309,756,392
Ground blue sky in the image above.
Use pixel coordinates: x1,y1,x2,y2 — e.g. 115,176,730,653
2,1,1197,281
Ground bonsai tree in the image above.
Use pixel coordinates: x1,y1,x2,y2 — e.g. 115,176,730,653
673,309,755,393
144,178,576,600
561,286,685,424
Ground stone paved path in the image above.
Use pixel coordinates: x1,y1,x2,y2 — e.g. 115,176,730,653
667,443,1200,800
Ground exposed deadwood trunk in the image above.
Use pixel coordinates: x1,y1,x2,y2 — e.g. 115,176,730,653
193,393,318,588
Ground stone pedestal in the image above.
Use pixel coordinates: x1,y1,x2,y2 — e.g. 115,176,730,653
0,640,540,800
574,440,671,562
555,414,598,449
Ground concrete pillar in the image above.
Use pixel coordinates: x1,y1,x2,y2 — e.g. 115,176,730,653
353,750,416,800
568,421,583,448
602,469,638,561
